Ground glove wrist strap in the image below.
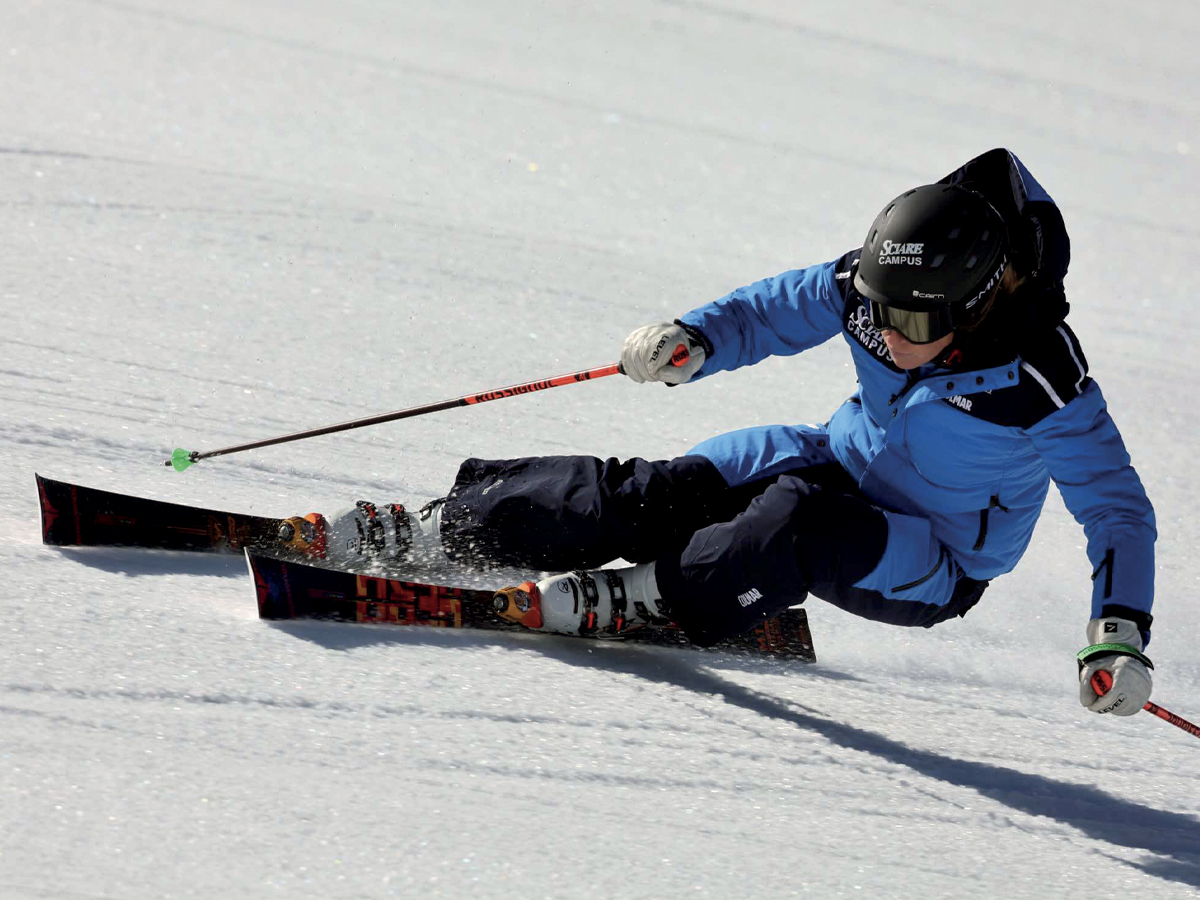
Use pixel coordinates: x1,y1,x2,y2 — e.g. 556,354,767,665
1076,642,1154,673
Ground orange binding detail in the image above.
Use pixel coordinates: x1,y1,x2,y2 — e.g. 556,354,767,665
277,512,327,559
492,582,545,629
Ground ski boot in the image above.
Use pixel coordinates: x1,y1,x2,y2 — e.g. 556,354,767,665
277,499,444,566
492,563,671,636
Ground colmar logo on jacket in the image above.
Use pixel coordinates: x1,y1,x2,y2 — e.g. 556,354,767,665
737,588,763,607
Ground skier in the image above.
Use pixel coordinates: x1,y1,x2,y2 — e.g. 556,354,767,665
300,149,1156,718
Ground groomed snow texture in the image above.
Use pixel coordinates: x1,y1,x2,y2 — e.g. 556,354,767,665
2,2,1198,898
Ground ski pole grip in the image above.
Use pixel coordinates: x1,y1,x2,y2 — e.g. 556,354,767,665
614,346,686,379
1090,670,1114,695
1090,667,1200,740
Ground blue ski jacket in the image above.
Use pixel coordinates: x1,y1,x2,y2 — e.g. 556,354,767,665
678,150,1156,638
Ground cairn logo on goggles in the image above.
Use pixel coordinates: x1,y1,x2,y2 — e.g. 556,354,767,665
964,256,1007,309
912,290,945,300
879,240,924,266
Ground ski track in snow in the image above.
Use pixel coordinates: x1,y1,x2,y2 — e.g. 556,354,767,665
3,1,1199,898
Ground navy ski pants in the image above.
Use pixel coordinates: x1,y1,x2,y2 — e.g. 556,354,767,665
439,455,988,646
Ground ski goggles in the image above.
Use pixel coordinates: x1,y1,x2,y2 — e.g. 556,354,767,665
867,300,956,345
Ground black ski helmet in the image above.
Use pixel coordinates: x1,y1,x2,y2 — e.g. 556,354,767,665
853,183,1008,343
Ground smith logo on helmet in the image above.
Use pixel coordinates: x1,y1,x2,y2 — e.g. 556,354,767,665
963,258,1007,309
878,240,924,266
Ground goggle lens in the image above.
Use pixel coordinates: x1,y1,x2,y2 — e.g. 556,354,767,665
868,301,954,344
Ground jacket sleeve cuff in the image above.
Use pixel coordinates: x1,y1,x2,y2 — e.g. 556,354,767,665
674,319,714,359
1100,603,1154,647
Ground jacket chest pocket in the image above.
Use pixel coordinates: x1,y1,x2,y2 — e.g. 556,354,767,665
900,402,1013,492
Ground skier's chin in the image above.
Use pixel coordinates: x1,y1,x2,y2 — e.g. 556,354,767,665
883,330,952,369
887,349,922,370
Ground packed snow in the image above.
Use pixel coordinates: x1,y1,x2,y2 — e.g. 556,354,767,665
3,1,1198,897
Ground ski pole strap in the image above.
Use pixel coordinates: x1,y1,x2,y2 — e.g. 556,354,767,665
1076,642,1154,673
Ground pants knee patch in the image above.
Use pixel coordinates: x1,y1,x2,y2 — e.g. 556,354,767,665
659,476,888,645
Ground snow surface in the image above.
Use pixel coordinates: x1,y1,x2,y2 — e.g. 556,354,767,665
3,1,1199,897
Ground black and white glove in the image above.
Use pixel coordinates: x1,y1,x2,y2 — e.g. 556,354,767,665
619,322,707,384
1077,616,1154,716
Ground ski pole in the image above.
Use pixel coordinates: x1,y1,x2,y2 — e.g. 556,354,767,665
1090,671,1200,740
165,362,622,472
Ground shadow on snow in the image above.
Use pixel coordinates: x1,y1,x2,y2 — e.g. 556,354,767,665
53,546,247,578
277,617,1200,888
549,636,1200,889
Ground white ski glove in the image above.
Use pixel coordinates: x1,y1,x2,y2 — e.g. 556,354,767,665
1077,616,1154,716
620,322,707,384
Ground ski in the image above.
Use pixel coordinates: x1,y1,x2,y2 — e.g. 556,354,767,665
36,473,817,660
36,473,282,553
247,551,817,661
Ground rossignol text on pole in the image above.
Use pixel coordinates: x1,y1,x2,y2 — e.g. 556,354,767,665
165,362,623,472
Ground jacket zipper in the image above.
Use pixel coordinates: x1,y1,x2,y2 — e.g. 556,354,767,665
887,370,922,407
1091,548,1115,599
972,495,1009,552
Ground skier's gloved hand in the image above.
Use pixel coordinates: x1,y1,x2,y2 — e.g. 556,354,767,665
1077,616,1154,716
620,322,707,384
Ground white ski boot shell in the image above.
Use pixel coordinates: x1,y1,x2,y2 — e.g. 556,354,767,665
493,563,669,636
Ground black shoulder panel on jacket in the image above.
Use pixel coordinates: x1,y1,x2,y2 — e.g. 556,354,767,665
947,319,1091,429
1016,320,1092,418
833,248,863,299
